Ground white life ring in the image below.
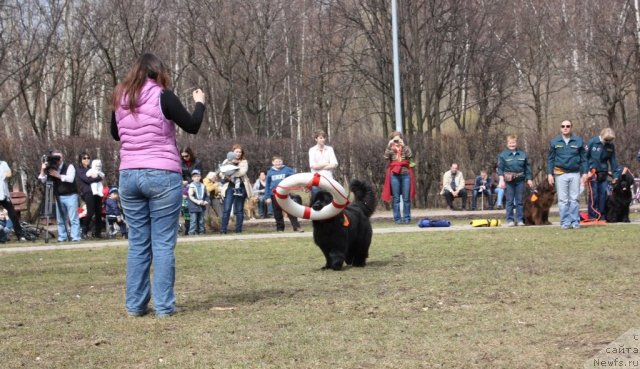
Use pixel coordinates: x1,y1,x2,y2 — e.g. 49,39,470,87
274,173,349,220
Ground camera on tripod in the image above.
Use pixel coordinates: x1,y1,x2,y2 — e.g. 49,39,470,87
41,151,61,171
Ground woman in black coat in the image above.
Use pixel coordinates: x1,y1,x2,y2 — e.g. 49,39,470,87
76,152,104,239
180,147,203,182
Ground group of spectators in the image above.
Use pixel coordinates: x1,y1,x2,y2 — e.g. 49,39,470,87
0,151,127,243
441,121,635,229
178,128,340,236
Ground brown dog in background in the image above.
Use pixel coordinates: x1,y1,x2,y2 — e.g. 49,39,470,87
524,181,556,225
244,195,259,220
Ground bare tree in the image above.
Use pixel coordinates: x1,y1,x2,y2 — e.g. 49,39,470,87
575,0,637,128
510,0,566,135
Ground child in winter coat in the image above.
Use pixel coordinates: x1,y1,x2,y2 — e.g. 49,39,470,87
219,151,243,196
86,159,105,196
188,170,209,235
181,183,190,236
264,155,303,233
105,188,127,238
0,208,13,243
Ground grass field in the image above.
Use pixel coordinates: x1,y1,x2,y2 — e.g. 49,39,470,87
1,223,639,368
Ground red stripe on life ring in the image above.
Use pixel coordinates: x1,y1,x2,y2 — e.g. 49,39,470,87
274,190,288,199
332,200,348,209
303,206,312,219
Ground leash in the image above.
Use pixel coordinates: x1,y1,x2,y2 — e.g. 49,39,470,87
581,169,608,225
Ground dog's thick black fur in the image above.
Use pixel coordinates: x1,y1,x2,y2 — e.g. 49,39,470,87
310,180,376,270
606,171,633,223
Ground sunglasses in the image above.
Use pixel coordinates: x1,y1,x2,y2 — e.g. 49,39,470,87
561,125,571,128
82,156,91,160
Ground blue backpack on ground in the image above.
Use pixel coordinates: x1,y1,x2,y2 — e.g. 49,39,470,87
417,218,451,228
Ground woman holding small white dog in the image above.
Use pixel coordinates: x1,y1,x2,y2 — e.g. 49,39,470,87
76,152,105,239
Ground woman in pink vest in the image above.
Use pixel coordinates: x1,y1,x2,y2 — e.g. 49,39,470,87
111,53,205,318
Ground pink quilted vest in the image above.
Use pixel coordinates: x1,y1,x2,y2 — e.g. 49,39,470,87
115,79,181,173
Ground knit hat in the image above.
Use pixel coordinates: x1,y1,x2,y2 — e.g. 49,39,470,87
108,187,118,195
191,169,201,176
226,152,235,161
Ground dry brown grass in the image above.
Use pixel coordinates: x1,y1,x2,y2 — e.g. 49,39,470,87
1,224,639,368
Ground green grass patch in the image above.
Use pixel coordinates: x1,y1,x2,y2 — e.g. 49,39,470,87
1,225,639,368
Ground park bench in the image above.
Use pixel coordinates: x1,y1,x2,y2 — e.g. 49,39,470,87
440,178,476,210
463,178,475,209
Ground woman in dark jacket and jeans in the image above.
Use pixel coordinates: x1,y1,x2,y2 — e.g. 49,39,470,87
76,152,104,238
180,147,203,182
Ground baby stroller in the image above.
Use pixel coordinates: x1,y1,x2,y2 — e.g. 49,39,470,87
104,187,128,239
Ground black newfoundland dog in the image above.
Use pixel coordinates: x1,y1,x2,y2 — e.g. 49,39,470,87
310,180,376,270
606,170,634,223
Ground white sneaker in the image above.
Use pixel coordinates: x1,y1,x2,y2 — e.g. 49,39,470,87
507,221,515,227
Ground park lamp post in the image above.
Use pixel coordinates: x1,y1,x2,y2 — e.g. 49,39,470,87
391,0,403,134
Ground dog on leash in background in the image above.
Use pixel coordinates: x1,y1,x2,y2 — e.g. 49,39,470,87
310,180,376,271
524,181,556,225
606,170,633,223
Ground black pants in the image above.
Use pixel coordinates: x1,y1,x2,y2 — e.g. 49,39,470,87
443,189,468,209
271,194,301,231
82,193,103,236
0,198,23,237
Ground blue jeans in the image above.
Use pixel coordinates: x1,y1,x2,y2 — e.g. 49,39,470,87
119,169,182,316
505,180,524,223
472,189,493,210
188,212,205,234
555,172,581,227
0,219,11,242
221,185,246,233
494,187,505,207
390,173,411,223
257,195,272,218
588,178,608,220
56,193,81,241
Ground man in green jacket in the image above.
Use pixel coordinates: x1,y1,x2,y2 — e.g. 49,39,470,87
547,120,588,229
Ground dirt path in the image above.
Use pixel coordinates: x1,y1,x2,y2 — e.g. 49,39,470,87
2,205,637,254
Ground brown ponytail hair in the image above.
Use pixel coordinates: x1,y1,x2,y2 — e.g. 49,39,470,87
111,53,171,112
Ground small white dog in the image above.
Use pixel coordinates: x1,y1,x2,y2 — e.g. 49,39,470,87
86,159,105,196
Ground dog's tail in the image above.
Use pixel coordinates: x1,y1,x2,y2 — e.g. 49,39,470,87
349,179,377,218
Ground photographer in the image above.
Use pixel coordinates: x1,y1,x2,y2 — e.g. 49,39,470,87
38,150,81,242
381,131,416,224
0,159,25,241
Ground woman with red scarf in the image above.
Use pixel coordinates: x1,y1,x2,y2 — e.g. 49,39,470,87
381,131,416,224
